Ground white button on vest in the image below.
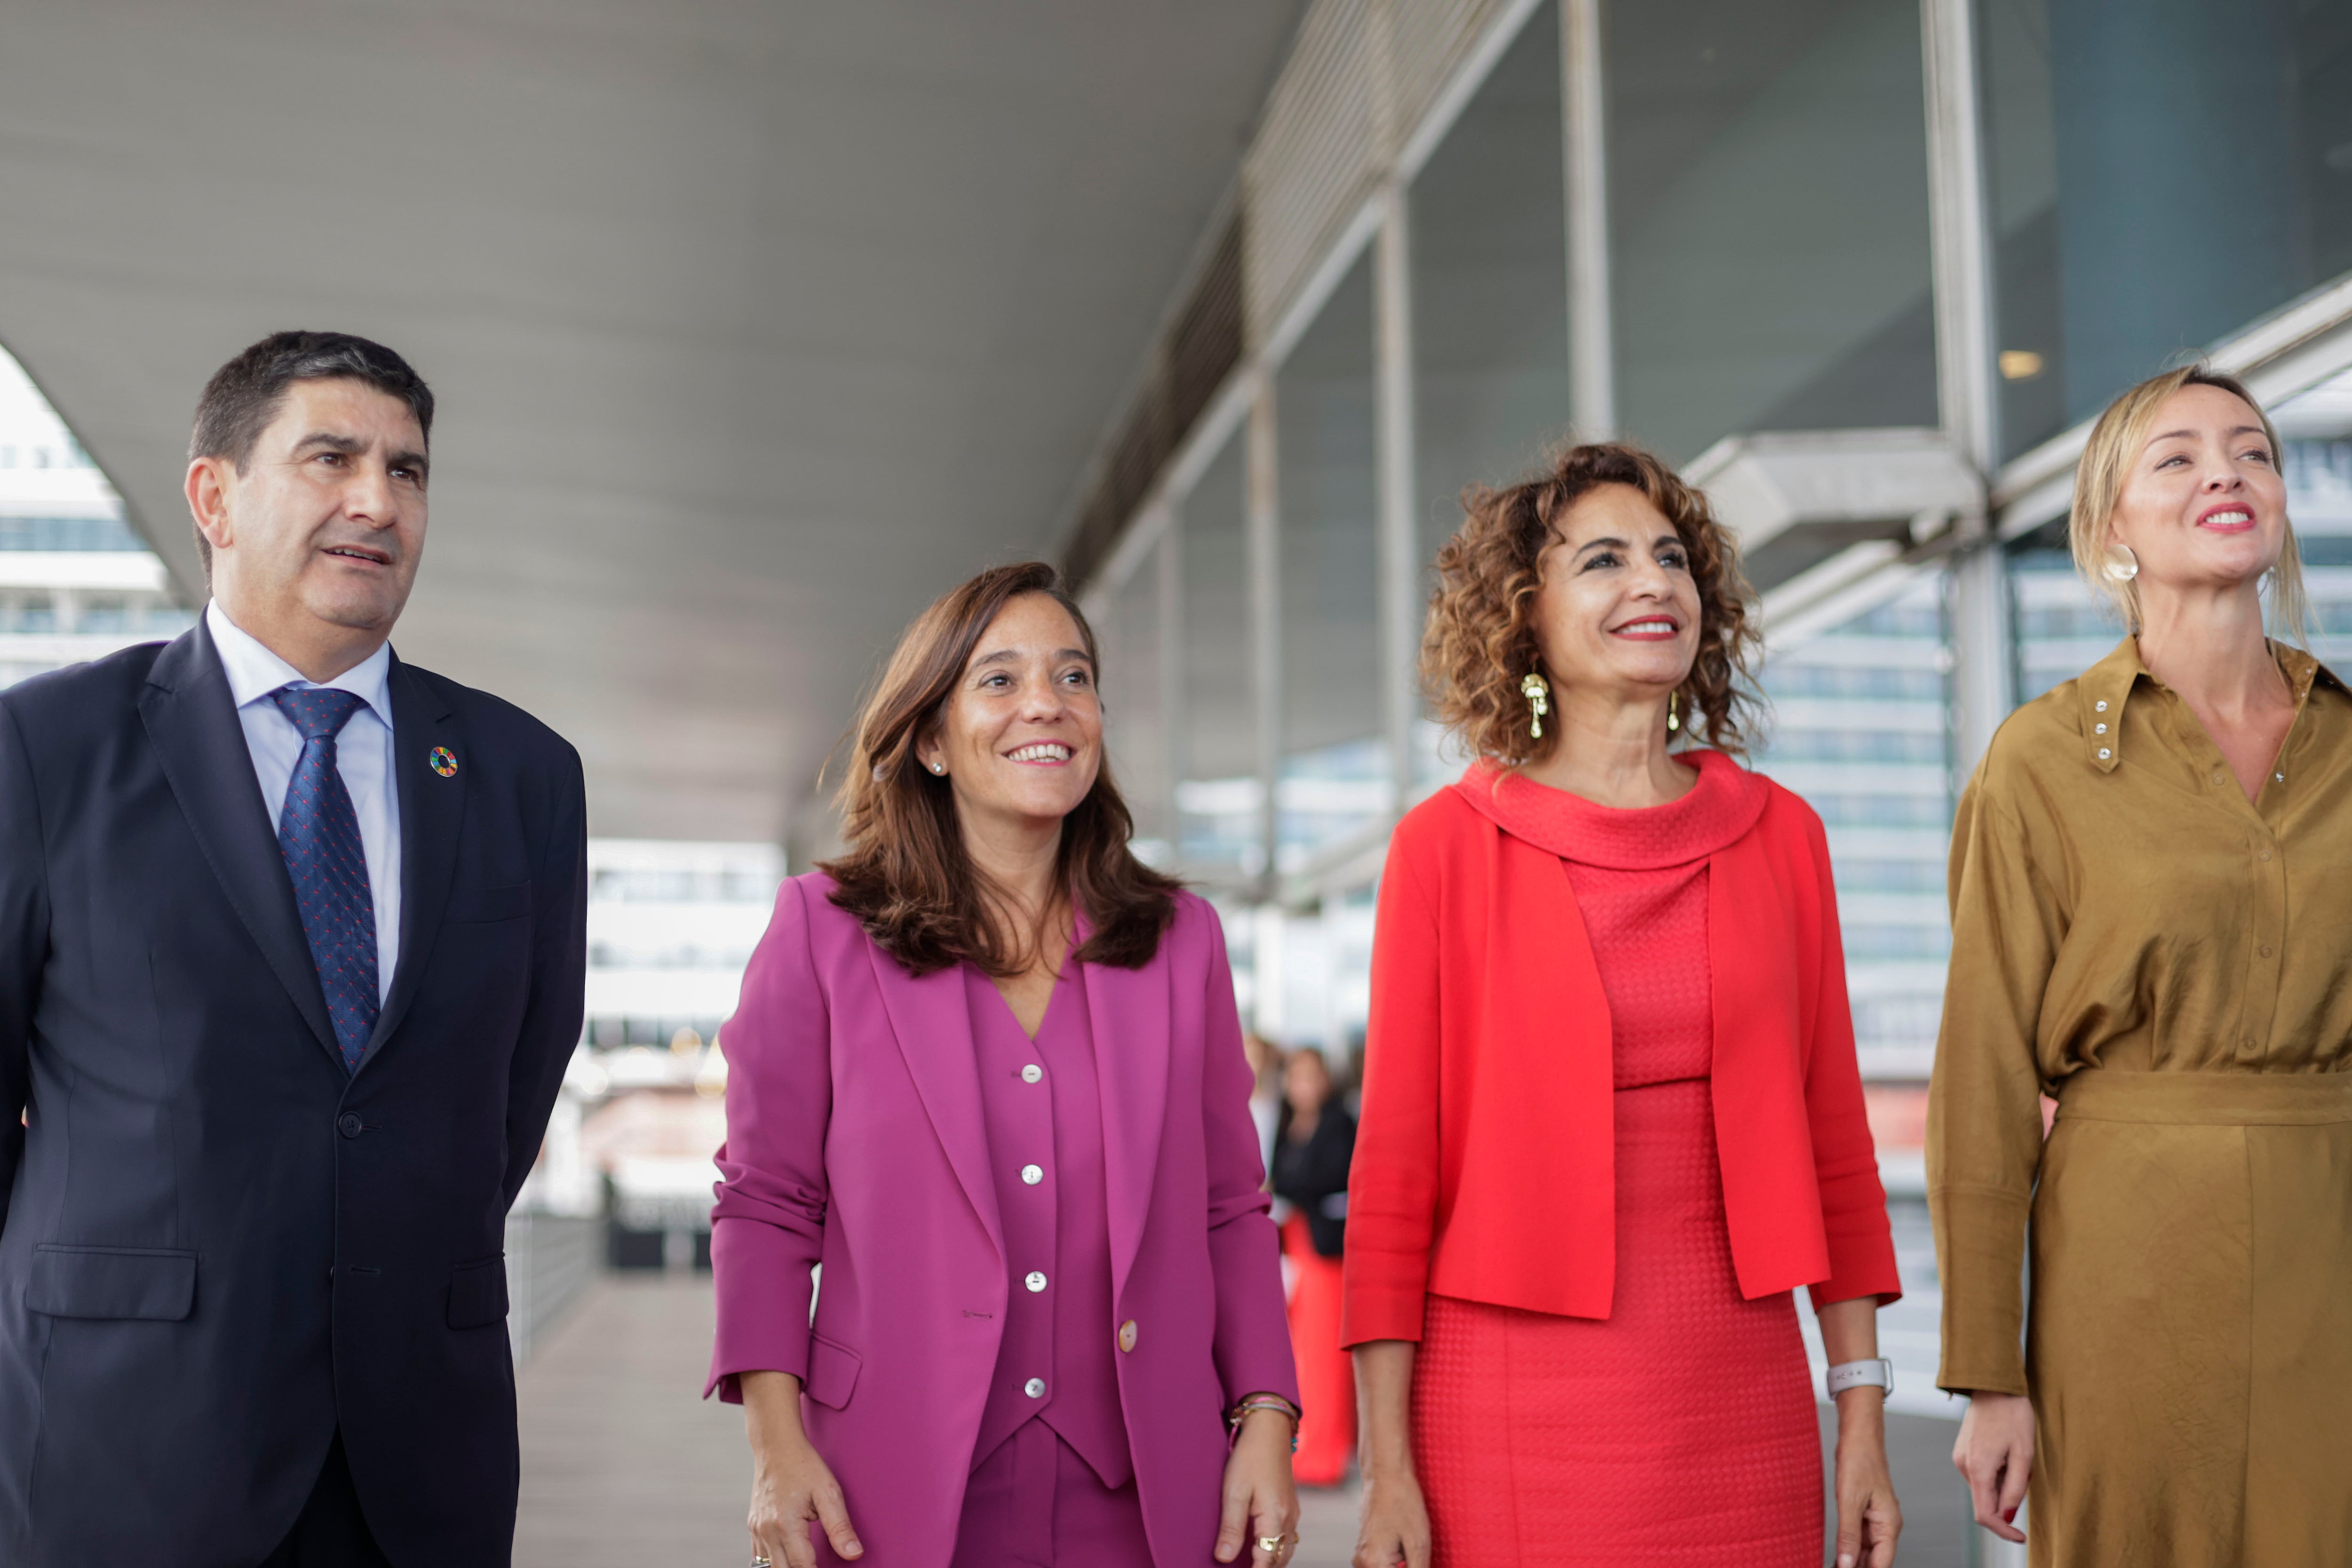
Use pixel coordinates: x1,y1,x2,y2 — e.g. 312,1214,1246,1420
1021,1163,1044,1185
1025,1270,1048,1292
1024,1377,1046,1399
1021,1064,1043,1083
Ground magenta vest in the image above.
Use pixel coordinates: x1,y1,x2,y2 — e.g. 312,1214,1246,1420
964,964,1132,1487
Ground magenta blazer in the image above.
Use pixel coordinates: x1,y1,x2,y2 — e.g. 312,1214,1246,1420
706,875,1298,1568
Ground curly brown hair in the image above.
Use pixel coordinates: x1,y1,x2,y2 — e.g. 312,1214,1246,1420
820,563,1180,978
1421,441,1762,765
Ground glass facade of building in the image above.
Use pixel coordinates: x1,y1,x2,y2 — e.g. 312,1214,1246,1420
1076,0,2352,1110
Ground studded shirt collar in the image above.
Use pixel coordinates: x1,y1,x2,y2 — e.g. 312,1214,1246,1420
2075,634,2341,773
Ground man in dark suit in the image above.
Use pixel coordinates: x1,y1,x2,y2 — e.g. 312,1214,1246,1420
0,331,588,1566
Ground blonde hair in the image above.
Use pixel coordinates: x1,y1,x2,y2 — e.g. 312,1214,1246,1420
2069,363,2308,642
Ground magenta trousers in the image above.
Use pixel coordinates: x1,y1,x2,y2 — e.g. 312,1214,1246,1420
947,1421,1153,1568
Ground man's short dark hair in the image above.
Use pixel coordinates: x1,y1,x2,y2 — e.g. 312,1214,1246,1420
188,330,434,577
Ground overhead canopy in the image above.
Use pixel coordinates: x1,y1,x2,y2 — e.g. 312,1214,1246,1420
0,0,1303,844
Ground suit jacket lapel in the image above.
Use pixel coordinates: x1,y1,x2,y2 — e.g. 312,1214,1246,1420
1077,932,1169,1298
137,621,341,1068
868,947,1004,1263
358,656,461,1071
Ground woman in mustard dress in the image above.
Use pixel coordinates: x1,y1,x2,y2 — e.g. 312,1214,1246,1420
1930,364,2352,1566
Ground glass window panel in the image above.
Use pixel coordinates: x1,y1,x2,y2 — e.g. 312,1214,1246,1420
1606,0,1938,465
1177,431,1258,879
1410,2,1572,791
1754,573,1955,1077
1983,0,2352,461
1098,544,1170,865
1412,0,1572,553
1275,253,1388,870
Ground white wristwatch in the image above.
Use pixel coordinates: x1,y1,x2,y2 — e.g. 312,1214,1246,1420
1825,1358,1894,1400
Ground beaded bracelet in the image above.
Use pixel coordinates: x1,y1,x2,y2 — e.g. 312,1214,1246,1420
1226,1394,1303,1453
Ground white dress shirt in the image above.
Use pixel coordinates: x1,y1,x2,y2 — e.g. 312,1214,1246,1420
206,601,401,1003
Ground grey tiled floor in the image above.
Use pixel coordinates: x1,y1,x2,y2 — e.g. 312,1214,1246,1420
515,1274,750,1567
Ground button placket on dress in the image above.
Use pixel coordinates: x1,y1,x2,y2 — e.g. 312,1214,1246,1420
2234,679,2322,1066
2198,681,2316,1069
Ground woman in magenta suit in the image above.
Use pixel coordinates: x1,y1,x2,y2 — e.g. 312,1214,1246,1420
707,562,1302,1568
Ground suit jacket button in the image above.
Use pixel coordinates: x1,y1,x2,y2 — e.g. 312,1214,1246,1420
337,1114,364,1138
1118,1319,1138,1353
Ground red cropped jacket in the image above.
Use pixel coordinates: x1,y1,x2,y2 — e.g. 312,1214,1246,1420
1341,764,1900,1346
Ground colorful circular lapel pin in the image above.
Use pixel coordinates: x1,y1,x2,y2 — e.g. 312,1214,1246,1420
428,746,459,778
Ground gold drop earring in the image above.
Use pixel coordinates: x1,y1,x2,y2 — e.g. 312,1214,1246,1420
1667,691,1680,733
1521,671,1551,739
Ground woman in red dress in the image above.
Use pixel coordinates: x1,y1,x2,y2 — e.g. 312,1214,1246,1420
1344,443,1903,1568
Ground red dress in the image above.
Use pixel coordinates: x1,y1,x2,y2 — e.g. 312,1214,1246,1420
1364,756,1880,1566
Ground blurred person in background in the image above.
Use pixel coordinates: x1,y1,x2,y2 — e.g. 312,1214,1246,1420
1246,1030,1283,1187
1345,444,1902,1568
1934,365,2352,1566
1273,1046,1357,1488
0,332,588,1567
706,563,1300,1568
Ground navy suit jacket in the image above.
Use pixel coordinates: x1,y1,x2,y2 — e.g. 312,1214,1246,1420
0,619,587,1567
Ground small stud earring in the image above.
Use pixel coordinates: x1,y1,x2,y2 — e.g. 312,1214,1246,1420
2102,543,2139,583
1521,671,1550,740
1667,691,1680,733
930,760,946,775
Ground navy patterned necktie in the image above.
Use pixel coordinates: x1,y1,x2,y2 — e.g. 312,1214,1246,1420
270,686,380,1071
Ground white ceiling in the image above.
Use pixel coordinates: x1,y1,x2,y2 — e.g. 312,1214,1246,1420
0,0,1303,844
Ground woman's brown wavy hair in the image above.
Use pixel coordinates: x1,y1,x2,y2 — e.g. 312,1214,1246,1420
1422,441,1762,766
820,562,1179,978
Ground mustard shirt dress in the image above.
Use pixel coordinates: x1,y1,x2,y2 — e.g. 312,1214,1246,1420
1928,637,2352,1568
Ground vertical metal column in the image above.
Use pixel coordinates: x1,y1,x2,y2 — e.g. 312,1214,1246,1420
1155,511,1187,857
1924,0,2012,779
1925,3,2027,1562
1246,371,1283,896
1373,181,1422,821
1561,0,1615,441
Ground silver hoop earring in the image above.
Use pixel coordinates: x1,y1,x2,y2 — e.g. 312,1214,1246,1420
2101,543,2139,583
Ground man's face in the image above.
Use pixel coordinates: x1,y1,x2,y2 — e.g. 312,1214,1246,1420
200,377,429,637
